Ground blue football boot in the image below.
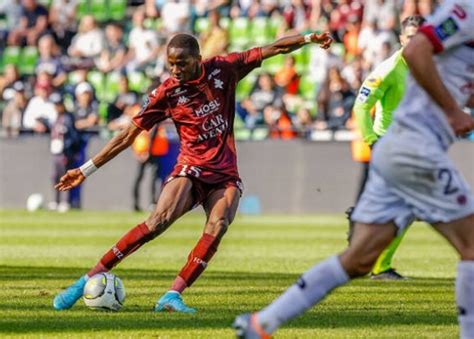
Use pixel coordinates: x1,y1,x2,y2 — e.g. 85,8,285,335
53,275,87,310
154,291,196,313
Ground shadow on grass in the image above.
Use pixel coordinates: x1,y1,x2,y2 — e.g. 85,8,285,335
0,265,457,334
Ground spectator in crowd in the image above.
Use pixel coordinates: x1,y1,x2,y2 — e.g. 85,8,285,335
293,107,314,139
69,81,99,209
49,92,81,213
131,124,169,212
1,81,27,138
316,66,354,131
96,23,127,74
7,0,49,46
161,0,191,34
280,0,310,35
48,0,78,51
274,55,299,95
36,35,67,89
329,0,363,41
67,15,104,66
22,76,57,133
238,73,283,131
73,81,99,131
363,0,397,32
106,75,139,123
265,107,297,140
199,10,229,59
0,65,22,99
0,0,22,49
125,8,160,73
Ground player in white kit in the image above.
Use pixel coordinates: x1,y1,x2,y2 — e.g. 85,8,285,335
234,1,474,338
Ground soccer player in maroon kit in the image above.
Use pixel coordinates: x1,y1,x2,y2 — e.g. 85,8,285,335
53,32,333,312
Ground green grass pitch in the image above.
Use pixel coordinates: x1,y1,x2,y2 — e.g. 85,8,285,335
0,210,460,338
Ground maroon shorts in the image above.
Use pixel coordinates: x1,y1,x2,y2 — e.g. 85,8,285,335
164,164,243,206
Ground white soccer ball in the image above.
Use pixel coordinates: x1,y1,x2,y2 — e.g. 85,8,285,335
26,193,44,212
83,273,125,311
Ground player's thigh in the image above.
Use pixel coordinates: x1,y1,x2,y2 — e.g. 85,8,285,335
431,214,474,260
145,177,195,230
373,127,474,225
340,222,397,277
203,186,240,238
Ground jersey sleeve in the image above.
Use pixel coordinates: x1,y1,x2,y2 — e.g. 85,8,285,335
418,0,474,53
132,85,169,131
223,47,263,81
353,67,391,145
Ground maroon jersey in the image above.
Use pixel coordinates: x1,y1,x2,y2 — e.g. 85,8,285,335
133,48,263,184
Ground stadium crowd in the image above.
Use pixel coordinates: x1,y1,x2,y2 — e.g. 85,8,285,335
0,0,471,142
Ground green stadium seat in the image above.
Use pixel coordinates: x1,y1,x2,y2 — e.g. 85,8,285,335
194,17,210,34
261,53,284,74
109,0,127,21
293,47,309,74
219,17,230,29
19,47,39,75
235,128,251,141
91,0,108,22
249,17,271,45
298,75,317,101
2,47,22,66
268,16,283,40
104,71,120,102
251,127,268,140
37,0,52,7
87,71,106,101
236,74,256,100
77,0,90,19
229,17,250,49
128,72,151,94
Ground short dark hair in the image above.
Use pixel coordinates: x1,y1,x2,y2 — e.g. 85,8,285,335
167,34,200,57
401,15,425,34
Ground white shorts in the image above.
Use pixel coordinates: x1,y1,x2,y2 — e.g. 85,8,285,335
352,122,474,230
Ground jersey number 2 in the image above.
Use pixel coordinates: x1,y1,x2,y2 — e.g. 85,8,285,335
438,168,459,195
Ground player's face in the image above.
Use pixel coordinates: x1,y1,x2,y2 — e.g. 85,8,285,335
400,25,419,47
167,47,202,85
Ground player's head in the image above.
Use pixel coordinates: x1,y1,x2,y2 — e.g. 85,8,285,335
400,15,425,47
167,34,202,85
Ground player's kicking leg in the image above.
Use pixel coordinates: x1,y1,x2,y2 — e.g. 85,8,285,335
156,185,240,313
53,177,195,310
234,221,396,338
431,214,474,339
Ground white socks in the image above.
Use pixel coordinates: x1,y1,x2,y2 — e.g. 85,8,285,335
257,256,349,334
457,261,474,339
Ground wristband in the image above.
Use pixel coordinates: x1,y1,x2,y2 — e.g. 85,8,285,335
304,33,313,44
79,159,98,177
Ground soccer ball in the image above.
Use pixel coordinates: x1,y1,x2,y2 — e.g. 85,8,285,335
83,273,125,311
26,193,44,212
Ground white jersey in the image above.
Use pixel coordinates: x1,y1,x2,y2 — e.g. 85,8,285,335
394,0,474,149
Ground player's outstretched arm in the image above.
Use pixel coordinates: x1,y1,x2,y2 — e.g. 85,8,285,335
55,123,142,191
403,34,474,136
260,32,332,60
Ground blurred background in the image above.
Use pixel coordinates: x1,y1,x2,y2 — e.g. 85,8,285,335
0,0,473,213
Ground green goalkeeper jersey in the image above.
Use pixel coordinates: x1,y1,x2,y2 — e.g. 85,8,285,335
353,49,408,145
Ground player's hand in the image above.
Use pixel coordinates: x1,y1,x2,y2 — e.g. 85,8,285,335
447,108,474,137
55,168,86,191
310,32,333,49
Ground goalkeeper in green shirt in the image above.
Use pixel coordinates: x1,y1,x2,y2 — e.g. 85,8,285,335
350,15,425,280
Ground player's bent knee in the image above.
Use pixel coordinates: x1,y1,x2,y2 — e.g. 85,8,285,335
205,218,230,238
145,209,175,235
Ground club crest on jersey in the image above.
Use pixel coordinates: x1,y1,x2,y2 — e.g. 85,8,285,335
177,96,190,105
214,78,224,89
435,17,459,41
207,68,221,80
170,87,187,97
